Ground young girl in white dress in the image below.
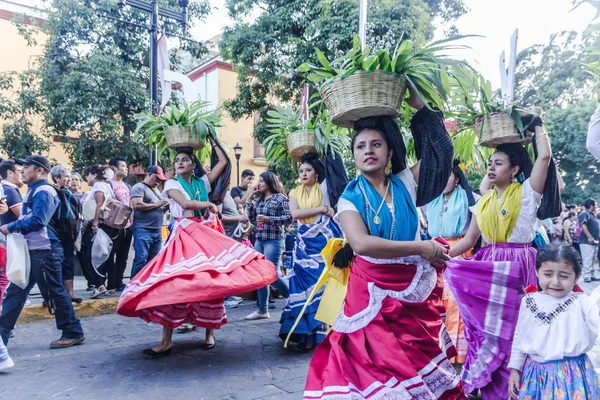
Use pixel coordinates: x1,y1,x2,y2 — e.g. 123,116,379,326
508,242,600,399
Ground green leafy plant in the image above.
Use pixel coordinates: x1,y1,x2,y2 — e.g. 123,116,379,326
449,65,535,135
262,105,351,166
298,34,476,110
134,100,223,157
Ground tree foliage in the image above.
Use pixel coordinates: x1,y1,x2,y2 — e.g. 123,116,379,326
220,0,468,124
11,0,210,172
0,70,50,159
514,25,600,204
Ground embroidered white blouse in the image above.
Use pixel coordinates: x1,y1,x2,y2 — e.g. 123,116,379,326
469,179,542,244
162,176,211,218
508,291,600,370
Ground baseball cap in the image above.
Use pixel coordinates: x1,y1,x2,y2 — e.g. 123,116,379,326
15,155,51,173
145,165,167,181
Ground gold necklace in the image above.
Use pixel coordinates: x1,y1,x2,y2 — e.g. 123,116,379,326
365,178,390,225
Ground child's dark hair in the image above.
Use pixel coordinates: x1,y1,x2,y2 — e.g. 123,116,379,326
536,242,582,276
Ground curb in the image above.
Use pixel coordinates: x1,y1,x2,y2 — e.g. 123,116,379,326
16,298,119,324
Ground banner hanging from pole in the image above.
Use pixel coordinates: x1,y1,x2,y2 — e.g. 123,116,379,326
157,33,171,111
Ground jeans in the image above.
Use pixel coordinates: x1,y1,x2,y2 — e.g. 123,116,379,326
581,243,599,279
0,243,84,345
131,228,162,278
255,239,289,312
62,241,76,281
98,225,131,290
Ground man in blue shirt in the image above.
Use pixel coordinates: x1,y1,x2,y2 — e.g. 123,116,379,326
0,155,84,349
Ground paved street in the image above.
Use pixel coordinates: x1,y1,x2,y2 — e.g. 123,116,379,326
0,299,310,400
3,280,600,399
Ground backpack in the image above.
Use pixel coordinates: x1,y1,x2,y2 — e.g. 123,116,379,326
29,184,81,243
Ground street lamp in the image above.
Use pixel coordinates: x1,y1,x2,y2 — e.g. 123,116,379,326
233,143,243,186
116,0,189,165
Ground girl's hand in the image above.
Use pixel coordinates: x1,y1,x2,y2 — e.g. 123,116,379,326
422,240,450,267
257,215,270,224
202,202,218,214
405,84,425,110
91,221,99,235
508,369,521,399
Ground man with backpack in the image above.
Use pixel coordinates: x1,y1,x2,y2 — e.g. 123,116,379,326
0,155,84,349
579,198,600,282
108,157,132,291
50,165,82,304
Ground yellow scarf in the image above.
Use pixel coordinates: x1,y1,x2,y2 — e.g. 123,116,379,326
284,238,350,348
290,183,323,224
476,182,523,244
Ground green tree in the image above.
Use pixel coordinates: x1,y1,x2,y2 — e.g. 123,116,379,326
222,0,467,124
12,0,210,171
0,70,50,158
513,25,600,205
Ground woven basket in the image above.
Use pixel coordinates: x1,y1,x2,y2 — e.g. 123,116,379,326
475,112,533,148
286,130,317,162
320,70,406,129
165,125,204,150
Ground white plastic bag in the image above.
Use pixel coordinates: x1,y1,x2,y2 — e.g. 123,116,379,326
6,233,30,289
92,229,113,269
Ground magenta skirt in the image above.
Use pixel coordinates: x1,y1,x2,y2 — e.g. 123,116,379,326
444,243,536,400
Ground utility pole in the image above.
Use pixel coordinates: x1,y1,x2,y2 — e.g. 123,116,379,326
116,0,189,164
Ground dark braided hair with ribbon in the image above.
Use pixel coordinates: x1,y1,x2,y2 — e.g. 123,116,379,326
494,116,561,219
332,109,454,269
452,159,476,207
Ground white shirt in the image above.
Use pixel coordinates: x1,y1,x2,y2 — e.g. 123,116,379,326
336,168,419,240
586,103,600,160
470,179,542,244
162,176,211,218
82,181,115,221
508,291,600,370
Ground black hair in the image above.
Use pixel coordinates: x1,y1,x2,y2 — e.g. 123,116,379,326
584,198,596,210
451,160,462,181
299,153,326,184
241,169,255,178
536,242,582,276
494,143,531,181
259,171,286,196
351,126,392,155
0,160,17,180
567,211,576,219
108,157,126,168
567,204,577,210
85,165,108,181
174,147,205,177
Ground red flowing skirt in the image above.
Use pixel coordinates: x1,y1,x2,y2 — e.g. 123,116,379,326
117,216,278,329
304,255,465,399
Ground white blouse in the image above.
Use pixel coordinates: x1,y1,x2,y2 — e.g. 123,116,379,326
162,176,211,218
470,179,542,244
508,292,600,370
586,103,600,160
336,168,419,240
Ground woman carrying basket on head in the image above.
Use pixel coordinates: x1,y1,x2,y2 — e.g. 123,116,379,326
117,136,278,357
304,88,466,399
445,114,561,399
279,152,347,352
424,159,477,365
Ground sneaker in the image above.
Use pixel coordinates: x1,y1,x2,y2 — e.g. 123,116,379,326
231,296,243,302
0,356,14,372
224,298,238,309
176,323,196,333
50,336,85,349
245,311,270,320
585,277,592,283
90,286,107,299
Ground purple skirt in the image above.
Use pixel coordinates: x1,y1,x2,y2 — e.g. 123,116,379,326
444,243,537,400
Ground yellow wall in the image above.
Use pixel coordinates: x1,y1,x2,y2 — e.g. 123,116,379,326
217,68,267,185
0,16,70,167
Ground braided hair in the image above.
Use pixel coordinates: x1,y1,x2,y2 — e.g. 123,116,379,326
495,141,561,219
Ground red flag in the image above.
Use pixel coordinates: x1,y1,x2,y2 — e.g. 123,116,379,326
301,85,309,124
